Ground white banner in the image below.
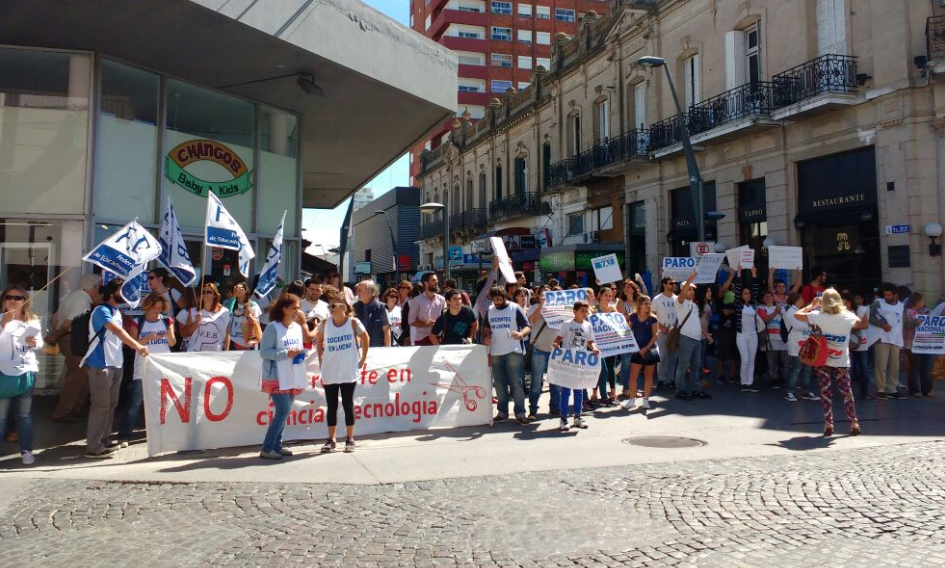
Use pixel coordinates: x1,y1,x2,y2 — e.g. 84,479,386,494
255,211,285,298
768,246,803,270
541,288,588,329
661,257,696,281
694,253,724,284
490,236,516,284
591,254,623,284
546,348,601,390
589,312,639,357
142,345,491,457
159,199,197,286
912,315,945,355
205,192,255,276
83,220,162,279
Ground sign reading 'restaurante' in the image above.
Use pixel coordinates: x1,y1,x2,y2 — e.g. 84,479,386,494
165,139,253,198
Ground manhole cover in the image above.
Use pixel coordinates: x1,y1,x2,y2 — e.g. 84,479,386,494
622,436,706,448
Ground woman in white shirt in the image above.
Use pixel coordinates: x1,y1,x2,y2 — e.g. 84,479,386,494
118,292,176,447
783,292,820,402
794,288,869,437
178,283,231,352
758,291,789,387
0,286,44,465
383,287,403,345
223,281,262,351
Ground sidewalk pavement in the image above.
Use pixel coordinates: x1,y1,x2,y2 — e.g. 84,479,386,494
2,379,943,485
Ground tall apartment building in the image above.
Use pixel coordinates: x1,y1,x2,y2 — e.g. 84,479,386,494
409,0,611,183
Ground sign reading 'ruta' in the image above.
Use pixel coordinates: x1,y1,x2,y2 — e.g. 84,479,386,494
165,139,254,198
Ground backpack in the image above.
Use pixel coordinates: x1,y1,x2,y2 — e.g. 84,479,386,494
70,308,96,357
799,325,828,367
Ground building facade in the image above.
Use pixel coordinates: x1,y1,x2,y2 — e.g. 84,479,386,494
416,0,945,300
351,187,422,288
409,0,614,183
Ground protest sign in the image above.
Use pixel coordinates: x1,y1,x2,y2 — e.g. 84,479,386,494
661,257,697,281
591,254,623,284
694,253,725,284
541,288,588,329
725,246,754,269
589,312,639,357
768,246,803,270
911,315,945,355
546,348,602,390
490,236,516,283
142,345,491,457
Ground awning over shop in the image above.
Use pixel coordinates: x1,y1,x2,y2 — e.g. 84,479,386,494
0,0,457,209
795,147,878,229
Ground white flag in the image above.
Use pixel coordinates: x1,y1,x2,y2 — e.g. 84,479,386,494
255,211,285,298
83,220,162,279
205,192,255,277
158,199,197,286
119,267,149,308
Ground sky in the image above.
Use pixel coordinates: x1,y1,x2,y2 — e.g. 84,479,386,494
301,0,412,255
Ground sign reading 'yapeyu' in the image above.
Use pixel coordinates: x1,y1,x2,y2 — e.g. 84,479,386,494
165,139,254,198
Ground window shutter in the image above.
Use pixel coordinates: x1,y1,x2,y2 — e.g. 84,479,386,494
725,31,739,90
692,54,701,105
684,59,694,108
634,82,646,128
817,0,846,56
832,0,847,55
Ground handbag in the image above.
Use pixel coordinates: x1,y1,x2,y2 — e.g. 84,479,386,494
666,305,694,353
799,325,828,367
0,371,34,399
524,320,547,369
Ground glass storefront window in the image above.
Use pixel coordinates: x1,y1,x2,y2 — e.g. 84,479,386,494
258,106,299,236
0,48,91,215
163,79,255,231
0,219,85,391
94,59,160,223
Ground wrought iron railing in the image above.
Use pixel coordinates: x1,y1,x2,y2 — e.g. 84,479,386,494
771,54,857,107
547,129,649,188
419,220,443,240
928,16,945,61
462,208,487,230
489,191,538,220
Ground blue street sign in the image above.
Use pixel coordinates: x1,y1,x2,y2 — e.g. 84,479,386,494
448,246,463,261
885,225,910,235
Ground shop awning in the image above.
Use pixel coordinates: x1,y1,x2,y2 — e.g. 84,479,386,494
794,207,877,228
0,0,457,209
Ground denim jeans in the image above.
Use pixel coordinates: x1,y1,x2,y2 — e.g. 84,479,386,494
850,350,872,397
674,335,702,394
598,356,617,399
907,351,933,395
787,355,813,392
262,393,295,453
529,348,560,414
117,380,143,441
656,333,677,386
492,352,526,418
619,352,631,391
559,387,583,418
0,383,33,453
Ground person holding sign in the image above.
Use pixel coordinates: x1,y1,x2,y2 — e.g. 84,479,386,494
904,292,933,397
527,288,560,419
0,286,44,465
721,266,761,393
553,301,599,431
483,287,531,425
652,277,679,390
625,296,659,409
673,273,711,401
594,287,619,406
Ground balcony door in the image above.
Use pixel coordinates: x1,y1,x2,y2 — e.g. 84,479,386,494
514,157,528,199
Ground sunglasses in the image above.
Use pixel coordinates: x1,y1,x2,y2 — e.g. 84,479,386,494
4,295,25,301
147,275,158,280
330,303,346,309
203,291,215,295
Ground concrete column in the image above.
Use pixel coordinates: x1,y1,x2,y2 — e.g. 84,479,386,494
269,111,289,156
68,54,91,110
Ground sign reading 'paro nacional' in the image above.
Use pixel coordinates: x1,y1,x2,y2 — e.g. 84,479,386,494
165,139,253,198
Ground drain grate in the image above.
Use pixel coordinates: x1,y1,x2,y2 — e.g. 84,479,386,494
622,436,706,448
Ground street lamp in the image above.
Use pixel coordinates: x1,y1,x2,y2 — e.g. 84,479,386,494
636,55,707,243
419,201,450,279
375,210,400,285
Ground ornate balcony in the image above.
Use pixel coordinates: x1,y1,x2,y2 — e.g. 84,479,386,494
489,191,538,221
929,16,945,62
770,54,858,120
419,219,443,240
548,129,650,189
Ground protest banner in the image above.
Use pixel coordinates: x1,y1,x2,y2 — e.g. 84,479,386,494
725,246,754,269
661,257,696,281
546,348,601,390
142,345,491,457
541,288,588,329
694,253,724,284
591,254,623,284
911,315,945,355
768,246,803,270
490,236,516,283
589,312,639,357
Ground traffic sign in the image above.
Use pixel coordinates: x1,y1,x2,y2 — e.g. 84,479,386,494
448,246,463,261
885,225,910,235
693,242,710,257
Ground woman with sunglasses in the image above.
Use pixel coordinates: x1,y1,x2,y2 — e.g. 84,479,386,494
615,279,641,398
258,293,313,460
0,287,44,464
383,287,403,345
146,268,185,316
316,291,370,453
223,281,262,351
178,283,231,352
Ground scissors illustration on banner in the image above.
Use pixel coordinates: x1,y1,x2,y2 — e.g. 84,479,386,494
433,360,487,412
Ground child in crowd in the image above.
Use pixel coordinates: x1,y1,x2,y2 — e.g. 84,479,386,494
553,301,600,432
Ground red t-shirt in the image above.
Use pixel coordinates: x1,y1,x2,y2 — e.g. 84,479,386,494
801,283,825,304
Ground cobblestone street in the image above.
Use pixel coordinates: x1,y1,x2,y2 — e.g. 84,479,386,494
2,441,944,567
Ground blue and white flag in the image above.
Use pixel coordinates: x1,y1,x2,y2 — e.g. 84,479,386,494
83,220,162,279
205,192,255,276
158,199,197,286
255,211,286,298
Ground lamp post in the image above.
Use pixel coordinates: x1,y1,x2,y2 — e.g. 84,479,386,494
419,202,450,279
375,210,400,285
636,55,706,243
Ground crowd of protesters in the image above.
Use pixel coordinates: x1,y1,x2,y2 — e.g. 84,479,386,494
1,257,942,466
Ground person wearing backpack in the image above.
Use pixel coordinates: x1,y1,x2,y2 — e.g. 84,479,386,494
48,274,101,422
81,278,149,459
115,292,176,448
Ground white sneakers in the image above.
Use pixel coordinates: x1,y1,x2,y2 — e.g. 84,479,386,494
21,451,35,465
559,418,570,431
641,398,651,409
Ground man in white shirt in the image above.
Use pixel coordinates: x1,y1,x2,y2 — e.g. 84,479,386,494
652,276,679,390
301,278,330,323
48,274,101,422
408,272,446,346
869,282,905,399
483,286,531,424
674,272,711,401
